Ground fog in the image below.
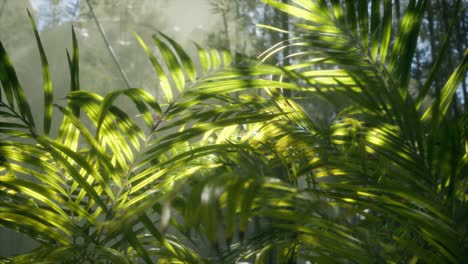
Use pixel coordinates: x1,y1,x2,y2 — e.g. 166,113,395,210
0,0,218,97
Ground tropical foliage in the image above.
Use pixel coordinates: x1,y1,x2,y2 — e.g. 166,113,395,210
1,0,467,263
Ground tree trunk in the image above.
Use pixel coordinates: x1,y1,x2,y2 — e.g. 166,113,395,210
456,6,468,110
0,0,6,18
395,0,401,25
281,0,292,97
438,0,460,117
222,9,230,50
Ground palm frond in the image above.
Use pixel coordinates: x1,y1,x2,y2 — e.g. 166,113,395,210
1,1,466,263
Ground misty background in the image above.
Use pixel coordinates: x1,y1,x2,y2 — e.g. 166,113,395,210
0,0,223,101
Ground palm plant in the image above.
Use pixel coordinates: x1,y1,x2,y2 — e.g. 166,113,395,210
1,0,467,263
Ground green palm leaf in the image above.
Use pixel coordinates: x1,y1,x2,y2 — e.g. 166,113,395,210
28,11,53,135
1,1,466,263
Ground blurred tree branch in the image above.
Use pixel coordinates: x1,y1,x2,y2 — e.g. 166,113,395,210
85,0,132,88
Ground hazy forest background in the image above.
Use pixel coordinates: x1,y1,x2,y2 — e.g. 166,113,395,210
2,0,465,114
0,0,467,262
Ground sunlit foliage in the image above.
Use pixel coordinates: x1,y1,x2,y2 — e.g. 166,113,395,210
0,0,467,263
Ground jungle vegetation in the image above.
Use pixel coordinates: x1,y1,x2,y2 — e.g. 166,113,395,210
0,0,467,263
